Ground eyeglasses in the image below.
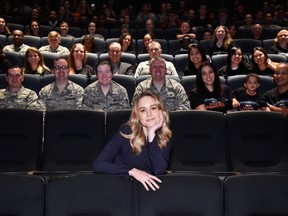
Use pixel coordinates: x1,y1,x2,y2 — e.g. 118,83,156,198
149,48,160,52
54,65,69,71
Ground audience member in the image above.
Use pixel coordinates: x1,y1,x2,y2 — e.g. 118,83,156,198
264,63,288,116
133,56,190,111
161,10,182,30
134,41,178,78
59,21,75,39
228,25,238,39
238,13,254,30
184,43,208,76
40,10,59,29
262,12,281,29
68,43,95,78
144,18,162,39
138,33,153,54
0,17,11,37
190,4,212,30
251,47,278,76
136,3,157,23
39,57,84,110
12,0,32,18
82,21,104,40
76,0,93,25
250,23,266,40
23,47,51,76
0,66,43,110
82,35,97,54
209,25,234,56
232,73,268,111
82,60,130,111
157,3,167,25
218,47,252,78
202,30,212,40
0,45,11,74
118,33,136,54
176,21,196,40
188,61,233,113
270,29,288,55
26,20,42,37
3,30,30,55
108,42,134,76
212,8,233,28
178,35,195,55
39,31,70,55
93,89,172,191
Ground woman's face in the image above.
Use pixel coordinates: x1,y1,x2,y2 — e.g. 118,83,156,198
215,27,226,41
27,51,40,65
137,96,161,129
189,47,203,65
0,18,6,29
73,44,85,61
31,22,39,32
143,35,152,48
201,65,215,87
122,35,132,47
231,49,242,65
253,50,266,65
88,23,96,34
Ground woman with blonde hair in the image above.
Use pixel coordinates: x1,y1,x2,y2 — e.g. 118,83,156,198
209,25,234,56
68,43,95,78
93,89,172,191
23,47,51,76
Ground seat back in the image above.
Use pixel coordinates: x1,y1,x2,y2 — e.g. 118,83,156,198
169,110,228,171
211,54,227,71
180,75,196,94
42,110,105,171
262,38,275,52
0,174,45,216
3,51,23,67
137,173,223,216
0,109,43,172
105,110,132,143
45,174,133,216
233,39,262,55
174,54,188,77
23,35,41,48
226,111,288,172
225,174,288,216
168,39,182,56
226,74,275,94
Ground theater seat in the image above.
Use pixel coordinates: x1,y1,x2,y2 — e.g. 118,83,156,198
41,110,105,171
137,173,223,216
226,111,288,172
169,110,228,172
225,174,288,216
45,173,133,216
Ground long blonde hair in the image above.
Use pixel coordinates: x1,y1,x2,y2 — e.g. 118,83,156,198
121,89,172,154
213,25,233,49
24,47,51,75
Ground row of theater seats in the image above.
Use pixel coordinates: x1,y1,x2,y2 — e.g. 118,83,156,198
1,32,286,56
0,108,288,173
0,73,276,103
1,172,288,216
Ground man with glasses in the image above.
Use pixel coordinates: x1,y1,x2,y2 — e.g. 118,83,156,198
0,66,43,110
134,40,178,78
39,57,84,110
264,63,288,116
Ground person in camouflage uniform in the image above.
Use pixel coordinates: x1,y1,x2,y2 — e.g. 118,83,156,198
82,60,130,112
0,66,44,110
3,30,30,55
133,56,190,111
38,57,84,111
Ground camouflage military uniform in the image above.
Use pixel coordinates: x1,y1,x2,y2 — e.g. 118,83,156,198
3,44,30,55
133,77,190,111
0,86,44,110
39,80,84,111
82,80,130,112
134,60,179,78
38,45,70,55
